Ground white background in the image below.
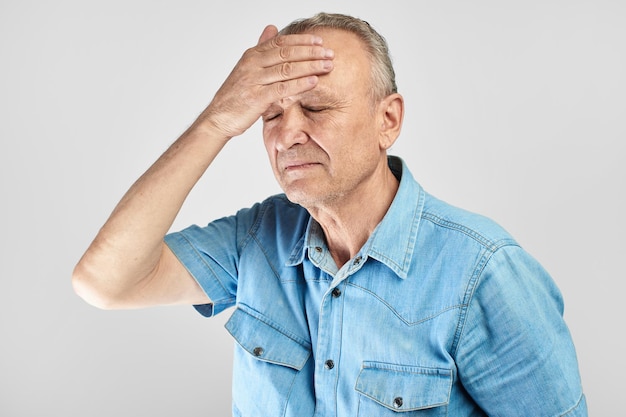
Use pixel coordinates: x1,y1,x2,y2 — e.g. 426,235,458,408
1,0,623,415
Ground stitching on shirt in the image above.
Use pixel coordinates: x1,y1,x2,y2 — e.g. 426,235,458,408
240,198,273,252
248,233,283,281
246,196,308,282
368,184,424,276
347,282,462,326
333,279,347,416
421,212,517,252
237,302,312,348
450,243,521,357
361,361,453,376
281,363,305,417
177,232,235,305
355,362,452,411
243,199,283,281
560,392,586,416
419,212,521,356
450,248,491,357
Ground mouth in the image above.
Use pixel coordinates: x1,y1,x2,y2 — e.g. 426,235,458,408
284,162,321,171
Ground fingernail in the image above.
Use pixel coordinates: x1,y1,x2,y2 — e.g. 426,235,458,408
312,36,323,45
324,48,334,58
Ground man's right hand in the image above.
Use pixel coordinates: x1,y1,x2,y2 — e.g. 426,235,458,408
72,25,333,310
196,25,334,140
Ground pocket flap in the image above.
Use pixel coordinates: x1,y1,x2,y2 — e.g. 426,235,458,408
355,362,452,411
225,307,311,371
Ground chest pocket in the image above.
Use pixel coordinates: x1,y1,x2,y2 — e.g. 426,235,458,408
225,306,314,417
226,306,311,369
355,362,452,416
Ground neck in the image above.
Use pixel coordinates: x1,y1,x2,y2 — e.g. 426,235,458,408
306,162,399,269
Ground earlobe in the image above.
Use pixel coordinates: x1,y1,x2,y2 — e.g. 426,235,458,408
378,93,404,150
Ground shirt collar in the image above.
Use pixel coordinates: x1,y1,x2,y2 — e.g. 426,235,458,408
286,156,425,279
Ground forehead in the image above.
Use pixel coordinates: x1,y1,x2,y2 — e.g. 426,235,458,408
268,28,373,111
312,28,370,66
309,28,372,94
294,88,339,104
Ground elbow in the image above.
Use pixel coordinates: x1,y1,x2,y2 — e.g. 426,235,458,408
72,261,123,310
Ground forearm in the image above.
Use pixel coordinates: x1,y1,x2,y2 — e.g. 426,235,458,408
73,25,334,308
73,120,228,307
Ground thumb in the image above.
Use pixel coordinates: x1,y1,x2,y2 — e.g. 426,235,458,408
258,25,278,45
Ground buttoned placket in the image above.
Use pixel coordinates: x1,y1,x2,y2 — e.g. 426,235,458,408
310,246,368,416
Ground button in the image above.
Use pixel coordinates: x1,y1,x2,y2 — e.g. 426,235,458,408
393,397,403,408
252,347,264,357
352,256,363,266
315,246,323,253
331,288,342,298
324,359,335,370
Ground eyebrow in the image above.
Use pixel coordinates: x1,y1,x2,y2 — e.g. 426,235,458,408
264,88,346,116
293,88,351,111
298,89,337,104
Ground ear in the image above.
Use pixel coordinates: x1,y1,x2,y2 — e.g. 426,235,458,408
377,93,404,150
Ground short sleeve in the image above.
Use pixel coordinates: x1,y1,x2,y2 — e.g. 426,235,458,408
164,204,261,317
455,245,587,416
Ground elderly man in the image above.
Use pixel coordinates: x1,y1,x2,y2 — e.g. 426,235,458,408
73,12,587,416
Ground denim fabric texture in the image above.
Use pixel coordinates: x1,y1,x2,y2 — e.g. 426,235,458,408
164,156,586,417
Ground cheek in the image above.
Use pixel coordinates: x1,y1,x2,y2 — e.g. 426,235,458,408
262,124,272,145
262,126,276,152
261,133,278,172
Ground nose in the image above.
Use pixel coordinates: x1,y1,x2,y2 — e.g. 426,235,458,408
273,108,309,152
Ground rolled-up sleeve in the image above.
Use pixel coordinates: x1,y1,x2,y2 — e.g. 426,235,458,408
164,204,260,317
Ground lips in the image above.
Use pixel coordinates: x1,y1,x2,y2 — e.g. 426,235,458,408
278,151,324,172
283,161,320,171
276,147,327,175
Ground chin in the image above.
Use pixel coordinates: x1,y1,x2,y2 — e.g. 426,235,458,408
277,176,341,208
283,187,342,210
282,185,319,206
283,190,315,207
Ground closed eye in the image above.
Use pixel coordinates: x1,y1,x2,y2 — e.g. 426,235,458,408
262,112,282,122
302,105,328,114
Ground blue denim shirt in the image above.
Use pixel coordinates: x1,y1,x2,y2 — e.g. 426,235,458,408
165,157,586,416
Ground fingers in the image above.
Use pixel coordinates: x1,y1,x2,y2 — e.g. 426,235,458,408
257,33,330,65
253,33,334,86
258,25,278,45
199,28,334,139
263,75,320,103
256,50,333,86
268,42,334,67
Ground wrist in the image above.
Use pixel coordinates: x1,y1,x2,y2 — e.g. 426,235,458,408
187,111,234,146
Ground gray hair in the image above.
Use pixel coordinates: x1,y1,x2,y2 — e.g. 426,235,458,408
279,12,397,103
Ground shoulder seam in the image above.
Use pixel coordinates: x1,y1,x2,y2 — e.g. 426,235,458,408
421,211,518,252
